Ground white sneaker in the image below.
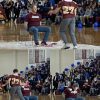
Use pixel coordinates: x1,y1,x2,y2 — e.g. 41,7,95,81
98,94,100,97
73,45,78,49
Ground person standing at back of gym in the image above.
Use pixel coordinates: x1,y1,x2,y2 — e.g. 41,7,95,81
8,69,25,100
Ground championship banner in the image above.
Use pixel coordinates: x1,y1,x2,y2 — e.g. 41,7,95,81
35,49,39,63
82,49,86,59
75,49,94,60
28,49,45,64
0,6,6,20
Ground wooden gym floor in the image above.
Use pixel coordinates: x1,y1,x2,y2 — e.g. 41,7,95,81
0,93,100,100
0,22,100,46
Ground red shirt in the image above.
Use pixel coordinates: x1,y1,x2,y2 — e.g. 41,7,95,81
22,81,31,96
22,85,31,96
64,87,80,98
25,12,42,28
58,1,78,18
8,75,23,87
0,6,6,19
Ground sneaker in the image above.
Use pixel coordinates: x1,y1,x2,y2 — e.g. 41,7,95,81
41,41,48,46
73,45,78,49
35,42,39,46
63,44,70,49
98,94,100,97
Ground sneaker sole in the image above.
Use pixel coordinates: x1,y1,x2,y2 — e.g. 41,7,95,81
64,47,70,49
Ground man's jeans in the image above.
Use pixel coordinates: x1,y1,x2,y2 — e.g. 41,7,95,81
66,97,85,100
29,26,51,43
24,96,38,100
9,86,25,100
59,18,77,46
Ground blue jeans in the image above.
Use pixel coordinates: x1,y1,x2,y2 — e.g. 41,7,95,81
59,17,77,46
66,97,85,100
28,26,51,43
9,86,25,100
66,98,75,100
24,96,38,100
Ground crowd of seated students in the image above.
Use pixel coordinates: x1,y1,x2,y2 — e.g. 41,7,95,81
0,0,100,27
34,0,100,26
0,74,9,93
52,58,100,97
20,61,52,95
76,0,100,27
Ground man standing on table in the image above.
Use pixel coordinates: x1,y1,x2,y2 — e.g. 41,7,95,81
48,0,78,49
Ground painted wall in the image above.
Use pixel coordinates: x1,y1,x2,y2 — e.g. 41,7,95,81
50,49,74,76
60,49,74,72
50,50,61,76
0,49,28,76
94,49,100,57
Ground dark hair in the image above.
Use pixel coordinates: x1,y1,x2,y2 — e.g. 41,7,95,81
13,69,18,73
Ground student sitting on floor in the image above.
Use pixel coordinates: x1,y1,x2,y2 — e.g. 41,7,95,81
21,79,38,100
64,82,85,100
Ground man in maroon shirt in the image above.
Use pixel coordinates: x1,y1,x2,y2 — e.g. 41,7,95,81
21,80,38,100
64,82,85,100
0,5,6,21
23,5,51,46
8,69,25,100
48,0,78,49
